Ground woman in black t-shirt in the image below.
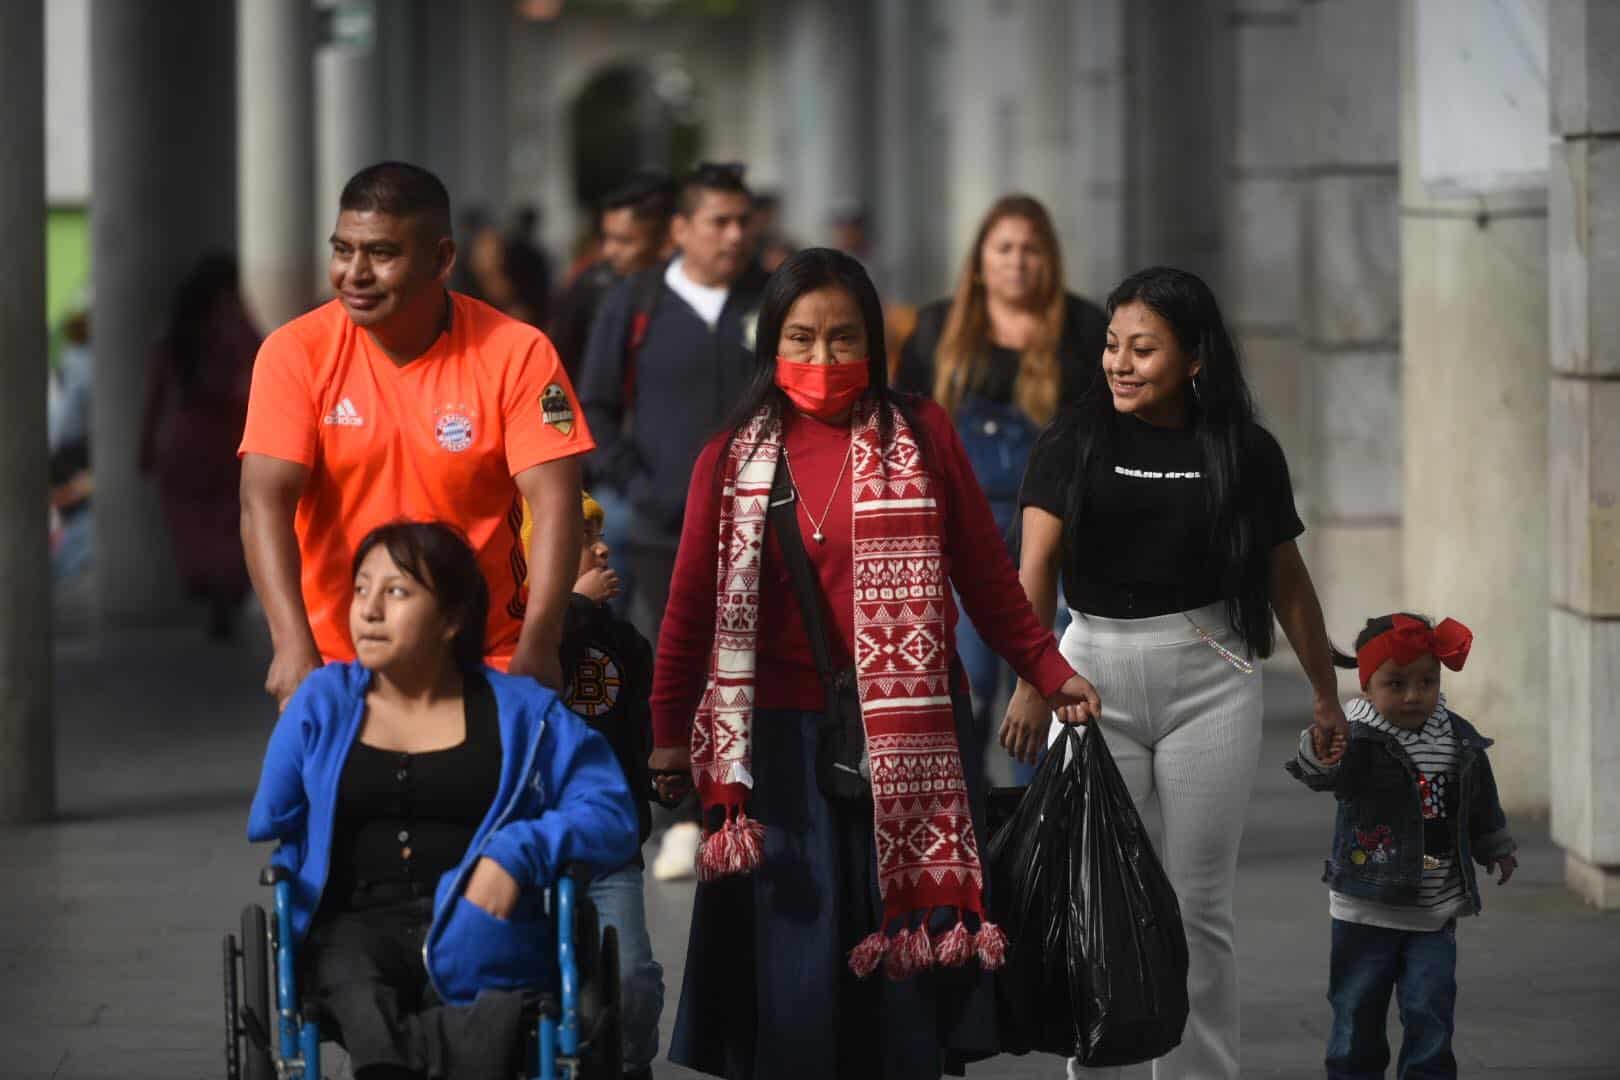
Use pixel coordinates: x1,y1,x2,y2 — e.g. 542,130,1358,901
896,195,1108,779
1004,267,1346,1080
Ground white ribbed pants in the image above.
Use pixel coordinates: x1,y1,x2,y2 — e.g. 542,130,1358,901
1056,604,1265,1080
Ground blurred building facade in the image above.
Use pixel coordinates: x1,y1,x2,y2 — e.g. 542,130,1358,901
7,0,1616,908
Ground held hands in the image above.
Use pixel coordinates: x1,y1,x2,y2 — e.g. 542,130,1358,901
574,567,621,604
1051,674,1103,726
649,744,694,807
265,645,321,712
1489,854,1518,886
464,856,521,919
1311,697,1350,766
999,675,1103,765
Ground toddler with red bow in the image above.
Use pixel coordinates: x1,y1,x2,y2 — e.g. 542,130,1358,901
1286,612,1518,1079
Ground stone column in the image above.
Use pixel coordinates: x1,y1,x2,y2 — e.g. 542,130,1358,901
455,0,511,217
1299,0,1404,650
315,0,381,287
0,0,53,824
777,0,871,251
871,0,951,300
1549,0,1620,906
1064,0,1129,302
239,0,316,330
89,0,237,624
1225,1,1309,499
1122,0,1233,283
1400,0,1549,812
940,0,1007,280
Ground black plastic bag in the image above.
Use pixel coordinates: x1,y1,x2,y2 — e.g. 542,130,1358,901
987,723,1190,1066
986,729,1084,1056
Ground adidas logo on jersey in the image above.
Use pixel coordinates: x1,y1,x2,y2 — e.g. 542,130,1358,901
323,397,364,427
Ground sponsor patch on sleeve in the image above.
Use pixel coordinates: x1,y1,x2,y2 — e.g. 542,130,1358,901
540,382,575,435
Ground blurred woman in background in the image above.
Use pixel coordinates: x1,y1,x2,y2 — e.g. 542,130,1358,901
140,252,261,638
898,195,1107,778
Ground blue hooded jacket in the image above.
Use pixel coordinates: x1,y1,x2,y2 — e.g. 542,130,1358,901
247,662,638,1005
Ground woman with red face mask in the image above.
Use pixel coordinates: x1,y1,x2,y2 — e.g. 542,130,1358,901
646,248,1102,1079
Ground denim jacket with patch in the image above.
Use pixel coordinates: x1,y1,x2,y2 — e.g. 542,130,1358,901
1285,709,1516,915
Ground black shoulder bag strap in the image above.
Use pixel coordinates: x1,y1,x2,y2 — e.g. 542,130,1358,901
766,463,871,802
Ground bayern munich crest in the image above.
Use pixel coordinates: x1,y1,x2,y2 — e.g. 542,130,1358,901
435,411,475,452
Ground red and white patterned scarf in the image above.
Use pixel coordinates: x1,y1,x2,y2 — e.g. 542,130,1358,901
690,400,1006,980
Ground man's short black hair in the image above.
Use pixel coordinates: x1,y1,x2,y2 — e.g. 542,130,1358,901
601,170,678,225
340,162,453,240
677,161,751,217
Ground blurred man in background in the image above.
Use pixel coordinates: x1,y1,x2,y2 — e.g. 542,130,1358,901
550,171,677,379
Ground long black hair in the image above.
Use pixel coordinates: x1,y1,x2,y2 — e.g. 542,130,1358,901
351,521,490,673
1039,265,1278,657
721,247,928,462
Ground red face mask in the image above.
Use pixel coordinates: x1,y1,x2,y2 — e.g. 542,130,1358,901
774,357,871,420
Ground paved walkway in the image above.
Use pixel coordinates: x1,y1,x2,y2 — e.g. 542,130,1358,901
2,624,1616,1079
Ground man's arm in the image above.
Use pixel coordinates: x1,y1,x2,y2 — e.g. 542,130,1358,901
510,456,584,690
575,283,639,488
241,453,321,709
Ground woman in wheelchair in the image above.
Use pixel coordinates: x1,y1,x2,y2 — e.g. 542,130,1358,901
247,521,638,1080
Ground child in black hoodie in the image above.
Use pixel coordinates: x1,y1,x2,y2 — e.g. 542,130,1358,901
561,492,663,1080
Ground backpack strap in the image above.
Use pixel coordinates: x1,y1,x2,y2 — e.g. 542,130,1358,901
620,268,663,412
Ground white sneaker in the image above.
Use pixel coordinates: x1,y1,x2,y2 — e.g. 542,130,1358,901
651,821,702,882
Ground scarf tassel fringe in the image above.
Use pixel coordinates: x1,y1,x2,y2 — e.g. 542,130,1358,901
696,811,766,882
846,919,1007,980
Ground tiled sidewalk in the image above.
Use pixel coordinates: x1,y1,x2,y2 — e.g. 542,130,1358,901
2,627,1614,1078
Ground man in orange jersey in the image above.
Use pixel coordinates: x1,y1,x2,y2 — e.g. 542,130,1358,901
240,162,592,708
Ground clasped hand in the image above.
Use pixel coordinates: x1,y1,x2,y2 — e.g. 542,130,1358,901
998,674,1103,765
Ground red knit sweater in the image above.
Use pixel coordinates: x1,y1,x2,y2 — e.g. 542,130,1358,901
651,397,1074,748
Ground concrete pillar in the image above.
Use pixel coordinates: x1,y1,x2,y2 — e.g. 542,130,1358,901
1015,0,1074,252
315,0,381,289
1300,0,1404,651
777,0,871,252
1225,1,1309,503
238,0,316,330
455,0,511,217
1123,0,1233,283
1400,0,1549,813
941,0,1009,280
1064,0,1129,302
1548,0,1620,906
89,0,237,624
0,0,53,824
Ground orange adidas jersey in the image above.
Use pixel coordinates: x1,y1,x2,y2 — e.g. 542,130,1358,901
239,293,593,667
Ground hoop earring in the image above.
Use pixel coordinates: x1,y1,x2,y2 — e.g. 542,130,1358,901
1190,375,1203,404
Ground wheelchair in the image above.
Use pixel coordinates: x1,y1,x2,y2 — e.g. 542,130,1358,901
223,861,622,1080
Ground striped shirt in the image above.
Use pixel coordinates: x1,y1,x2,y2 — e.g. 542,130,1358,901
1297,695,1469,931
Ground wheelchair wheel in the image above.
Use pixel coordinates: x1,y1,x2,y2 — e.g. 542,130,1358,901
223,933,241,1080
239,906,275,1080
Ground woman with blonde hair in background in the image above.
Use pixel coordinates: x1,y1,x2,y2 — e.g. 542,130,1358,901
898,195,1108,779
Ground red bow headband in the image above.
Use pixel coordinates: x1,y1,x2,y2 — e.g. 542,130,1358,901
1356,615,1473,689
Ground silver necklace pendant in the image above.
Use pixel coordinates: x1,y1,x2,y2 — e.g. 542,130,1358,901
812,531,825,544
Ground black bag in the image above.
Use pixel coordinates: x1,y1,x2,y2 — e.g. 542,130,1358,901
766,466,870,803
988,723,1190,1066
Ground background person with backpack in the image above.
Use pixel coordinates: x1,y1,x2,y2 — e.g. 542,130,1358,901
577,162,767,649
897,195,1107,780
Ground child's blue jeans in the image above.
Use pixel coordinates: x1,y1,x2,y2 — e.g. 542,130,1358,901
1326,917,1457,1079
587,864,665,1070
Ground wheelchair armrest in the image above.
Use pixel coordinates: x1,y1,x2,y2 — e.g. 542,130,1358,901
259,865,292,887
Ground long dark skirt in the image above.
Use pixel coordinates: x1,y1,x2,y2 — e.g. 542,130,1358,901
669,693,999,1080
